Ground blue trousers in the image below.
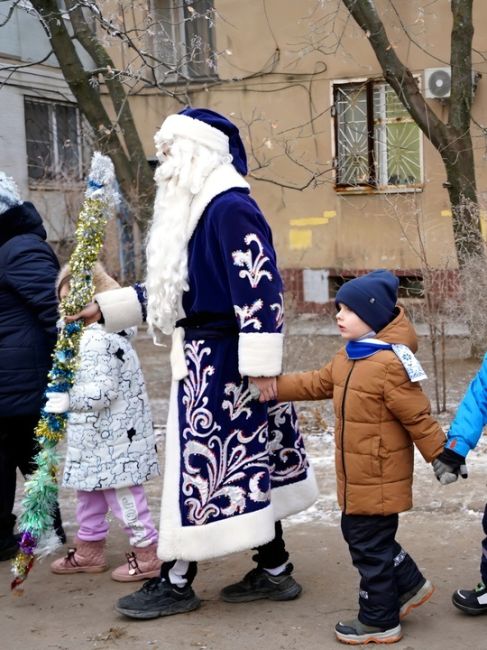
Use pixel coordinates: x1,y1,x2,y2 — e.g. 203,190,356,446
341,512,424,628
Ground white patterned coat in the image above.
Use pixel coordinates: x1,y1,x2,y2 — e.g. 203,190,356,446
62,324,159,491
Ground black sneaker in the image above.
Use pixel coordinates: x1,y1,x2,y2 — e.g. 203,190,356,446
452,582,487,615
220,563,302,603
115,577,201,620
399,578,435,619
0,534,20,561
335,618,402,645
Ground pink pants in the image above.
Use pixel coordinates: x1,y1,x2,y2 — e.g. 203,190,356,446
76,485,158,548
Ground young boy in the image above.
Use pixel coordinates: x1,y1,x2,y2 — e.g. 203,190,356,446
436,354,487,615
273,270,446,644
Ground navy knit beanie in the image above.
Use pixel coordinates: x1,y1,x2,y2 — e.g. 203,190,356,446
335,270,399,333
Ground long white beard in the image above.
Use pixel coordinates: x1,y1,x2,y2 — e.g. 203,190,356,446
145,139,231,339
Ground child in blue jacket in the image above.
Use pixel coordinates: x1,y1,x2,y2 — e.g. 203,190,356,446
434,354,487,615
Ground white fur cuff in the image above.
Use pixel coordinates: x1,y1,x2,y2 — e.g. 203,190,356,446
238,332,283,377
95,286,143,333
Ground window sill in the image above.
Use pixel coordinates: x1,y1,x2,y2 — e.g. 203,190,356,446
335,184,424,195
144,74,220,88
28,180,84,192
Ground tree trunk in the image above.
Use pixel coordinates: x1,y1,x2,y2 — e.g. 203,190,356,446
30,0,154,234
442,143,483,265
342,0,487,356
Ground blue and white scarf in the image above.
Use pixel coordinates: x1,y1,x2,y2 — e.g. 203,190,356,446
345,338,427,383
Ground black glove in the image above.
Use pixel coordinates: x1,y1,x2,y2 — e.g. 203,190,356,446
432,448,468,485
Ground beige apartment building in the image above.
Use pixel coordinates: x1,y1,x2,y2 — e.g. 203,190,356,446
107,0,487,308
1,1,486,307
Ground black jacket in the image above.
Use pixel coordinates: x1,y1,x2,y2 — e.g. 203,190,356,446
0,202,59,416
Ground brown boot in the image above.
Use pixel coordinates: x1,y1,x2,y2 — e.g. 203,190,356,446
50,537,108,574
111,543,162,582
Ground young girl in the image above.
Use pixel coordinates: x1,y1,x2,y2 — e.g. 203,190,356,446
45,263,161,582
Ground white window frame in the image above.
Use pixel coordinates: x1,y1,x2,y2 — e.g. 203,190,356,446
330,77,424,194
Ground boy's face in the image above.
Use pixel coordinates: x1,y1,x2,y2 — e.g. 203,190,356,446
336,303,372,340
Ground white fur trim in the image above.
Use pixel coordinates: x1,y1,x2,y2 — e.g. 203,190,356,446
188,163,250,235
238,332,284,377
271,464,319,521
95,287,143,333
156,114,230,157
170,327,189,380
157,381,276,561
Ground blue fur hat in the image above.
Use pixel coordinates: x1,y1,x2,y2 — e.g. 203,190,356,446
157,107,248,176
179,108,248,175
335,270,399,333
0,172,22,215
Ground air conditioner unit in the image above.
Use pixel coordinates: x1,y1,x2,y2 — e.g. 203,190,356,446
424,67,479,99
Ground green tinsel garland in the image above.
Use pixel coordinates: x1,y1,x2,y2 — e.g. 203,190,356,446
11,152,117,592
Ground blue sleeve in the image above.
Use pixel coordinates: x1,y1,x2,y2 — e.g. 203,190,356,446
212,192,285,377
446,354,487,457
215,194,284,335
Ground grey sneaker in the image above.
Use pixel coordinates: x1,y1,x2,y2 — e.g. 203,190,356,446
220,563,302,603
399,578,435,619
116,577,201,619
335,618,402,645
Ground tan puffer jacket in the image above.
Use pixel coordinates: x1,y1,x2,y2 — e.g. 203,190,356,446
277,307,445,516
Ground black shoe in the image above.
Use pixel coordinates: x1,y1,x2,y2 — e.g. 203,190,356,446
0,533,20,561
335,618,402,645
115,577,201,620
220,563,302,603
452,582,487,615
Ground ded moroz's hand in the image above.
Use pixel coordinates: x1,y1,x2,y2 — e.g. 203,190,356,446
44,392,70,414
250,377,277,403
432,448,468,485
64,301,102,325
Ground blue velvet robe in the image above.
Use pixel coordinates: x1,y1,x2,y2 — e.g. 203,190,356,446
96,171,318,561
157,186,318,561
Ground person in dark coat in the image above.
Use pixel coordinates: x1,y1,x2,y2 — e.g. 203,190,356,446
0,171,65,559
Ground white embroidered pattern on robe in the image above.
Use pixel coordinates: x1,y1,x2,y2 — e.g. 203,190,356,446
270,292,284,329
268,402,309,483
181,341,271,525
222,381,254,421
234,298,263,330
182,341,221,441
232,233,273,288
181,421,270,524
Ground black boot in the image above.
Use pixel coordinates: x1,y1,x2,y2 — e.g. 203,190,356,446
0,533,20,561
52,503,66,544
220,563,302,603
116,577,201,620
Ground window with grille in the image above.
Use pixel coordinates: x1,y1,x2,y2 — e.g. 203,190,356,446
24,98,84,182
332,81,422,191
150,0,217,82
